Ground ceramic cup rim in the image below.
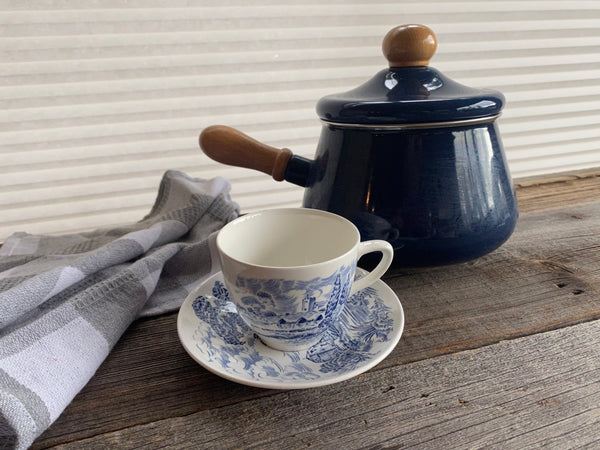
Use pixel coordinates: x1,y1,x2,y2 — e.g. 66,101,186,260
216,208,361,270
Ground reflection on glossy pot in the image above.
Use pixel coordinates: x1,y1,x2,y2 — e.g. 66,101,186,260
302,122,517,266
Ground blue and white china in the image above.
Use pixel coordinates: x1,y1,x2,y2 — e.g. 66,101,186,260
200,24,518,267
177,270,404,389
231,262,354,350
216,208,393,351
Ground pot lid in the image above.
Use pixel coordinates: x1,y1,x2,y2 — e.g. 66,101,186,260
316,24,504,126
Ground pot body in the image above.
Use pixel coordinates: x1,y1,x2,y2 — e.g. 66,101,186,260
303,121,519,266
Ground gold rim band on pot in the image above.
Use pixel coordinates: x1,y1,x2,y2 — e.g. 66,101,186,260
320,114,501,130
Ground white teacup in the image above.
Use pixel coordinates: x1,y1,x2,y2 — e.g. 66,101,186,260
216,208,393,352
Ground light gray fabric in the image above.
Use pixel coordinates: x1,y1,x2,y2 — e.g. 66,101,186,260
0,170,239,449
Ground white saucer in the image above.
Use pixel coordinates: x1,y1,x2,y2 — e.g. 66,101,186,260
177,269,404,389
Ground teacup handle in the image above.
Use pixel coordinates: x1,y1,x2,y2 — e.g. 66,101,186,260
349,240,394,296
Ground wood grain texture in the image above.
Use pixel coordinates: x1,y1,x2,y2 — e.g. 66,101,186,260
515,169,600,213
50,320,600,449
387,198,600,364
33,172,600,448
199,125,293,182
382,24,438,67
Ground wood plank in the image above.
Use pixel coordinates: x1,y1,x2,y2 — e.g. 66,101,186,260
50,319,600,449
33,173,600,448
515,168,600,213
386,198,600,364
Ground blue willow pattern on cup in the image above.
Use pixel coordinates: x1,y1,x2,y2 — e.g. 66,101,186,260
190,278,395,382
230,263,355,347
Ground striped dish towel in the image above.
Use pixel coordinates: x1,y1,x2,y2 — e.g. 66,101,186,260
0,170,239,449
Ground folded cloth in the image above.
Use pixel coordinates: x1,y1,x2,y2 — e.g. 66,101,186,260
0,170,239,449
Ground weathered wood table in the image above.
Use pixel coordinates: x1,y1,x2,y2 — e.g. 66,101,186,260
34,170,600,449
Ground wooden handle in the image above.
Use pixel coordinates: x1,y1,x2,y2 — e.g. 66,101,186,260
199,125,293,181
382,24,437,67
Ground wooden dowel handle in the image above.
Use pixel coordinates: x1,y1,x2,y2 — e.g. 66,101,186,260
199,125,293,181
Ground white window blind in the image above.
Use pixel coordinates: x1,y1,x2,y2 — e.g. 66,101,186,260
2,1,600,239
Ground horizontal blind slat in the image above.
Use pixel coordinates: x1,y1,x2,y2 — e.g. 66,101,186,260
3,2,600,24
4,84,600,128
4,20,600,53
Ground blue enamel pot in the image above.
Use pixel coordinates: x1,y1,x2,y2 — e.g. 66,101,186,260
200,24,518,267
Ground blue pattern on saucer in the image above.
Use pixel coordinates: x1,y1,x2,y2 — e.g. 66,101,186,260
179,270,403,388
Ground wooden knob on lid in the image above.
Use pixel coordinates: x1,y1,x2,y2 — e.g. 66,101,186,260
382,24,438,67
